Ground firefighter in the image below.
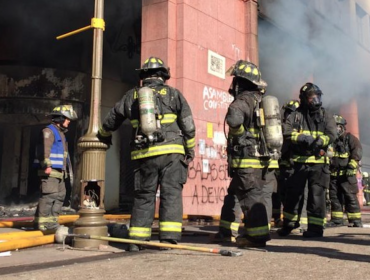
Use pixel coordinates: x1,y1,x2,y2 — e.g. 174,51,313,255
362,172,370,206
326,114,363,227
210,85,268,244
34,105,77,231
278,82,337,238
224,60,279,248
272,100,300,228
98,57,196,251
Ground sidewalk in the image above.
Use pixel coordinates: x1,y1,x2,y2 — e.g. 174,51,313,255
1,213,370,280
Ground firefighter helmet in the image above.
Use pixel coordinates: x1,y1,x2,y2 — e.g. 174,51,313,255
333,114,346,136
333,114,347,126
50,105,78,121
283,100,300,112
136,56,171,80
226,60,267,88
299,82,323,110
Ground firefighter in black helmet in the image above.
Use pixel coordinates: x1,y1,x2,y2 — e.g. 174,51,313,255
34,105,78,231
98,56,196,251
326,114,363,227
278,83,337,238
221,60,278,248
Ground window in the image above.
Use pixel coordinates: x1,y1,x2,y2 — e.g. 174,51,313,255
356,3,366,45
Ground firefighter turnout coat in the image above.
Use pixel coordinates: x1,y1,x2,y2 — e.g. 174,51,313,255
102,78,195,241
329,132,362,224
282,106,337,233
226,90,278,244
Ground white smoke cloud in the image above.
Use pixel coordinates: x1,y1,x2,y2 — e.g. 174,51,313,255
259,0,370,109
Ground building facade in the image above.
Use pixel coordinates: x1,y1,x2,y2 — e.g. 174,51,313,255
0,0,368,214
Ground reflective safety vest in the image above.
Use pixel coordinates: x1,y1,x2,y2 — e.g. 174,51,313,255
34,125,66,169
47,124,66,169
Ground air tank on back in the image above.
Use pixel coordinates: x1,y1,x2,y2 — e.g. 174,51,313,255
138,87,158,142
261,95,283,156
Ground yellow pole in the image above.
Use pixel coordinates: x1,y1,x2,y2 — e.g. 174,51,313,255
56,25,92,40
0,231,45,240
0,214,220,228
0,235,55,252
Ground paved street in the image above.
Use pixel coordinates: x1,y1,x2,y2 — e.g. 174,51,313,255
1,213,370,280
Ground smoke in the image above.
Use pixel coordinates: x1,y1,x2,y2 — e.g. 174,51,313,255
258,0,370,110
258,0,370,168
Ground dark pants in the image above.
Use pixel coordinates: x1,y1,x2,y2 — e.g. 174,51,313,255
218,188,242,237
329,175,361,223
272,169,288,222
274,168,308,229
283,163,329,234
129,153,187,241
229,168,275,243
35,177,66,230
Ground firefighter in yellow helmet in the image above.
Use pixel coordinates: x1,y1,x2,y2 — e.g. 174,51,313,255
34,105,78,231
221,60,279,248
98,57,196,251
362,172,370,206
326,114,363,227
210,84,269,244
278,83,337,238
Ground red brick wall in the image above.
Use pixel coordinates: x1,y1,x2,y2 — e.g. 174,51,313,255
142,0,258,215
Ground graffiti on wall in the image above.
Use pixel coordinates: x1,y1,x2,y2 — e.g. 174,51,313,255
202,86,233,111
187,158,230,205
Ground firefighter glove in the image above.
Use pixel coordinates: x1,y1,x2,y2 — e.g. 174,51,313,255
297,134,315,146
97,128,113,147
185,148,195,164
311,137,324,153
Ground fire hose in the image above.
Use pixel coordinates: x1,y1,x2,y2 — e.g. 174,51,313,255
68,234,243,257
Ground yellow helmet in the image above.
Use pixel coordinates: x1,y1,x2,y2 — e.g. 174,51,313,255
50,105,78,121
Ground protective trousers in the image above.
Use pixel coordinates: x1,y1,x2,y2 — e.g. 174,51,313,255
35,177,66,230
272,169,287,223
283,163,329,234
218,188,243,237
273,169,308,229
129,153,187,241
229,168,275,243
329,175,361,223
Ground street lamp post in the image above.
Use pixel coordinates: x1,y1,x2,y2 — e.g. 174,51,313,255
67,0,108,248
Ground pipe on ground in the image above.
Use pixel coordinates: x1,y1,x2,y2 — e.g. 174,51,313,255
0,235,55,252
0,231,45,240
0,214,220,228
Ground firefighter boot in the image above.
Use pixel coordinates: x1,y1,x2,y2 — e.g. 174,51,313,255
302,231,323,238
325,221,344,228
209,232,236,243
276,226,294,237
348,221,363,228
159,239,177,251
236,235,266,248
128,244,145,252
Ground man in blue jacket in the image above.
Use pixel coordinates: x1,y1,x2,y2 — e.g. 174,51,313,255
34,105,77,231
